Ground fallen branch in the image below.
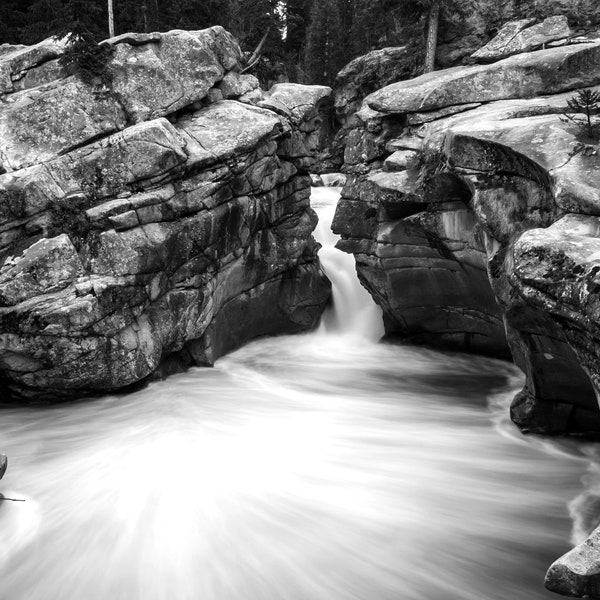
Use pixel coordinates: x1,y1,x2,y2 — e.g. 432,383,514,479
0,496,25,502
241,29,269,74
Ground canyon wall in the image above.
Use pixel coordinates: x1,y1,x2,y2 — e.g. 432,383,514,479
333,28,600,436
0,29,331,401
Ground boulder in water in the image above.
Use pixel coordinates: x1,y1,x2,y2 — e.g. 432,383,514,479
0,454,6,480
546,524,600,598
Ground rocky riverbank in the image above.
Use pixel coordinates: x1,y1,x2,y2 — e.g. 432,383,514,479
0,28,332,401
332,22,600,438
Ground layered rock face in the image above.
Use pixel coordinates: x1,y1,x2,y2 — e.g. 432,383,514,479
332,38,600,435
0,29,331,401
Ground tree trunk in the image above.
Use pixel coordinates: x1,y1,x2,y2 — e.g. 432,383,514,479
424,0,440,73
151,0,160,31
108,0,115,37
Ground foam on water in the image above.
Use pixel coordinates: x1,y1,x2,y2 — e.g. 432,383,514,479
0,186,596,600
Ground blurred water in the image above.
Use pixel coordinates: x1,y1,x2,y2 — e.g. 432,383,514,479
0,187,595,600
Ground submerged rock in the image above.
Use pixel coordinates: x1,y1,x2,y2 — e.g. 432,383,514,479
0,454,6,480
0,29,332,401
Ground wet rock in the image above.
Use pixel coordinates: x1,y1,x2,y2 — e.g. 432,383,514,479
546,525,600,598
321,173,347,187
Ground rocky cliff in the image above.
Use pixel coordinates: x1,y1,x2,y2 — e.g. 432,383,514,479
332,26,600,437
0,28,332,401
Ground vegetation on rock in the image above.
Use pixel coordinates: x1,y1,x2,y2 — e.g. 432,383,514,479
58,24,114,87
560,89,600,143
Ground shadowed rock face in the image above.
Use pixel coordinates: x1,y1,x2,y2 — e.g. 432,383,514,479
0,28,332,401
333,38,600,436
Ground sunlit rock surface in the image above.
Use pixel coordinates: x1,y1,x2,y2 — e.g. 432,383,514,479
546,523,600,598
471,15,572,63
333,36,600,437
367,41,600,115
0,28,331,401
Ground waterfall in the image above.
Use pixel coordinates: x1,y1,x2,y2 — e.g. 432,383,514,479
310,186,385,341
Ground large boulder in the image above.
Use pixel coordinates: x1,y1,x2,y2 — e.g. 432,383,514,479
334,47,411,126
546,523,600,598
471,15,572,63
366,41,600,115
333,36,600,437
0,30,332,401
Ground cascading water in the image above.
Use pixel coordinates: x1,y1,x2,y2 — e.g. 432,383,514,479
310,186,384,340
0,186,597,600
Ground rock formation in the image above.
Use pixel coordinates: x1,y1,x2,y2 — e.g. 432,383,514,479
319,46,414,173
546,523,600,598
332,35,600,436
471,15,572,63
0,28,332,401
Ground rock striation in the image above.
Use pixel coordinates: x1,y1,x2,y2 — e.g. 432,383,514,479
0,28,331,401
332,37,600,436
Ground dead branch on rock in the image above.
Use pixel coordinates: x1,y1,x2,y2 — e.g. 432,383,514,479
241,29,269,74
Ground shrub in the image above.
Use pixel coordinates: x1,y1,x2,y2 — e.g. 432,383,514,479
58,23,114,88
560,89,600,142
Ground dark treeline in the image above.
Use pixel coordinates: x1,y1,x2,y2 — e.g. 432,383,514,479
1,0,599,86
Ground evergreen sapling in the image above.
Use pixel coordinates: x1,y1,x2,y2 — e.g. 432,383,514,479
560,89,600,142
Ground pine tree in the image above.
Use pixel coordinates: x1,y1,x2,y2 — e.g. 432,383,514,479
304,0,344,85
0,0,28,45
561,89,600,142
20,0,70,44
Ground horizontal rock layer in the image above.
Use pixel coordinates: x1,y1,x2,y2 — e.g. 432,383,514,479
0,29,332,401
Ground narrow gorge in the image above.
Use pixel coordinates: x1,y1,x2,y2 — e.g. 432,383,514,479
2,15,600,600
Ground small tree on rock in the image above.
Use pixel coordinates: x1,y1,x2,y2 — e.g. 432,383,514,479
561,89,600,142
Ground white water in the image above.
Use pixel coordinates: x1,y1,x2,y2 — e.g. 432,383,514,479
311,187,384,340
0,187,597,600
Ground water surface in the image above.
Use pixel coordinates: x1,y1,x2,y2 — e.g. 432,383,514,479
0,187,594,600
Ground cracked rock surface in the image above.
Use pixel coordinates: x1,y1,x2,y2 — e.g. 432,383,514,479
0,27,331,401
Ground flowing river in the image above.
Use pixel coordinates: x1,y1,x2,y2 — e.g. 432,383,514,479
0,187,598,600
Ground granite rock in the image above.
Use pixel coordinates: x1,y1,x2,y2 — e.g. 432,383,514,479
0,30,332,401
